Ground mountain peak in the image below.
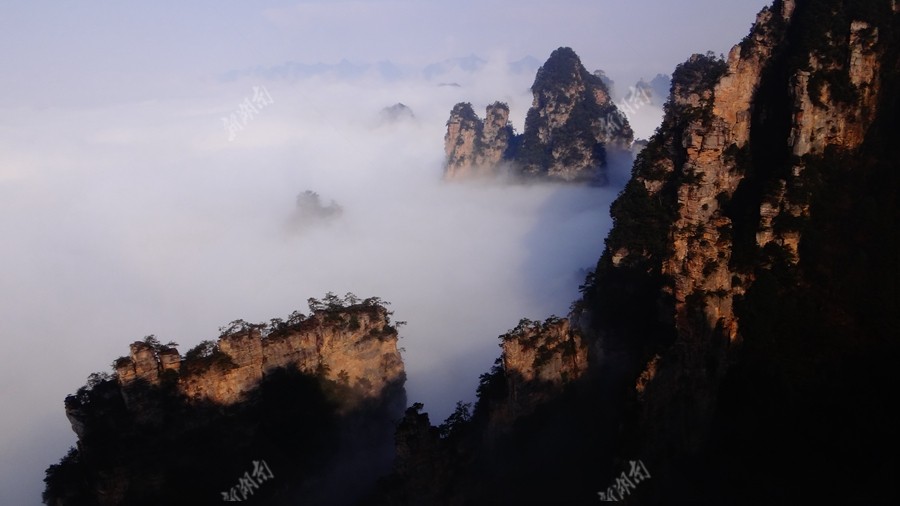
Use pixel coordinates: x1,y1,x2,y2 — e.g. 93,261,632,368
442,47,632,183
532,46,603,94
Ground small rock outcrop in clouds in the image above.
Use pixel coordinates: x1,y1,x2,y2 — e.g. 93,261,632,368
45,294,406,505
442,47,634,183
289,190,342,233
378,103,416,125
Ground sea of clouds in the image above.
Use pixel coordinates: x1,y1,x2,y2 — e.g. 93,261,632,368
0,59,666,503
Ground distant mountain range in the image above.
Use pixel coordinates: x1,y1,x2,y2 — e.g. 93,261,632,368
220,55,543,82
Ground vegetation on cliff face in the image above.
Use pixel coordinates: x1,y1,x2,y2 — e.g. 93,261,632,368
789,0,892,105
45,294,406,505
369,317,602,505
576,54,733,353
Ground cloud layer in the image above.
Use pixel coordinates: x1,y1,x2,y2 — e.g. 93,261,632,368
0,67,629,503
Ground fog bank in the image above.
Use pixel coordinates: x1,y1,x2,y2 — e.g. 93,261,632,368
0,68,625,504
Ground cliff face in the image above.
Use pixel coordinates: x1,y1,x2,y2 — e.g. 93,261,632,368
48,298,407,505
110,305,403,408
479,103,513,167
443,102,512,179
443,47,633,182
582,0,900,501
494,317,587,422
612,0,888,446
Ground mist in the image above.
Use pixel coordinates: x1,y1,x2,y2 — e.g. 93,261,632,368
0,66,627,504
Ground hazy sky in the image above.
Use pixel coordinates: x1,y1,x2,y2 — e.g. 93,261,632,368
0,0,768,106
0,1,769,504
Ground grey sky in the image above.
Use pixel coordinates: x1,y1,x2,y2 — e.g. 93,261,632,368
0,1,770,504
0,1,767,106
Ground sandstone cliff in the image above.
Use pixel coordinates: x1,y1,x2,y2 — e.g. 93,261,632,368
598,0,889,449
491,316,587,423
109,303,403,409
443,102,512,179
579,0,900,501
47,295,407,505
443,47,633,182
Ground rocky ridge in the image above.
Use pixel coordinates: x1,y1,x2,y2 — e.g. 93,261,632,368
443,47,633,182
109,303,403,409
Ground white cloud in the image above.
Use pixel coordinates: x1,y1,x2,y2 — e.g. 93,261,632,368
0,67,623,504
